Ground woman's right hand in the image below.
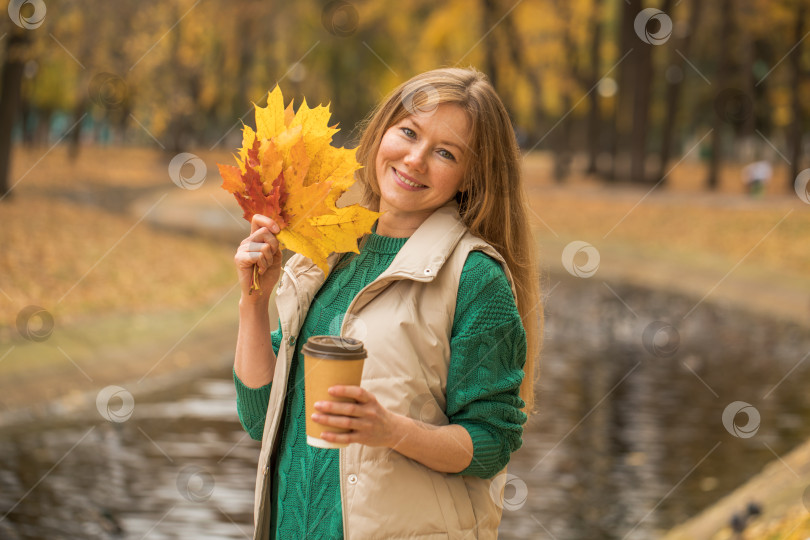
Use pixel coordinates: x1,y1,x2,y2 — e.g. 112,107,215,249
235,214,283,301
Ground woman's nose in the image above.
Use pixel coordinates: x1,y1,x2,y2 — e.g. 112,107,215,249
404,145,427,172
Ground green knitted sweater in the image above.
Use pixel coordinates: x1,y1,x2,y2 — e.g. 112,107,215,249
234,229,527,539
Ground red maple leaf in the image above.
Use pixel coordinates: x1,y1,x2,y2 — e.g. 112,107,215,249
219,139,288,228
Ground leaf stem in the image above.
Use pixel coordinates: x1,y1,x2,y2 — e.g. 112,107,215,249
249,265,262,295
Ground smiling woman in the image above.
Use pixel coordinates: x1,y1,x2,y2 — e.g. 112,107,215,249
374,104,471,237
231,67,542,540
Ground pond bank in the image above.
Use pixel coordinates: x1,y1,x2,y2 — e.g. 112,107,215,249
664,435,810,539
0,294,249,432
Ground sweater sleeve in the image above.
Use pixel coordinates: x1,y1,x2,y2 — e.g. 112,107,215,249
234,320,283,441
446,251,528,479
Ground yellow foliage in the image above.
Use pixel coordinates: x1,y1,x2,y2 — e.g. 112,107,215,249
220,86,380,276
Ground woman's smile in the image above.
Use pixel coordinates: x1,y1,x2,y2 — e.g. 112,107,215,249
391,167,427,190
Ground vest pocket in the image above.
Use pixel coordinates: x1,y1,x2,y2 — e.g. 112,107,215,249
427,471,476,532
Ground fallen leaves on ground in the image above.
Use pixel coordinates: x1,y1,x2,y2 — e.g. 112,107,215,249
0,147,235,329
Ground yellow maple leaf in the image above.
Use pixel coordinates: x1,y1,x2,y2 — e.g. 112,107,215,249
255,86,286,140
310,206,382,254
219,85,381,282
279,132,334,229
237,124,256,174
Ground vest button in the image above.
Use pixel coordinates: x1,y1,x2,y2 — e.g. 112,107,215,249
288,336,296,346
424,268,432,275
347,474,358,485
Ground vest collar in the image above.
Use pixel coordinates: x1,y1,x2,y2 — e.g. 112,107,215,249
375,201,467,282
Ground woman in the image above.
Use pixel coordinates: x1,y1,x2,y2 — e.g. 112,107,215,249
233,67,542,539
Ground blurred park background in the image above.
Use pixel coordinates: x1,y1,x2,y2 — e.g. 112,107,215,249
1,0,810,539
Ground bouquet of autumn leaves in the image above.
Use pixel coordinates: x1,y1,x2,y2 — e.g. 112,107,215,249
218,87,380,294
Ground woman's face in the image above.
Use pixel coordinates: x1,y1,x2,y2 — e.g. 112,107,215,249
374,103,470,228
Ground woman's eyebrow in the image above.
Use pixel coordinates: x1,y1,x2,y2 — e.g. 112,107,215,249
439,140,464,154
407,117,465,153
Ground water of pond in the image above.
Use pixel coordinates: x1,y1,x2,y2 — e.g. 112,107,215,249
1,276,809,539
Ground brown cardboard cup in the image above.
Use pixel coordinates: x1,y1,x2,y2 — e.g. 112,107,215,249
303,335,367,449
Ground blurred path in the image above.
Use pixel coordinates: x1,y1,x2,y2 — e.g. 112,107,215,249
535,233,810,328
520,177,810,329
131,181,250,245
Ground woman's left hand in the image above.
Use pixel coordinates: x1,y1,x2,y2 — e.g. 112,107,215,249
312,386,401,448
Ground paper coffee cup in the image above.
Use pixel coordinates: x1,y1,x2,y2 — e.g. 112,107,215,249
303,335,367,449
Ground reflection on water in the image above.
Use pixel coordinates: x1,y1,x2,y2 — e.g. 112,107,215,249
0,378,258,539
500,276,810,539
1,277,809,539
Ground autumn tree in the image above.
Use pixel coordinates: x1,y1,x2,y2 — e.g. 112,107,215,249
0,18,33,201
705,0,735,190
611,0,640,182
787,0,808,189
585,0,605,176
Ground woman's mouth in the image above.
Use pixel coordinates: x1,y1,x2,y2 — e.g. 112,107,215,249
392,168,427,190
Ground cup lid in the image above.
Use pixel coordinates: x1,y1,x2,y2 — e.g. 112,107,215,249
302,335,367,360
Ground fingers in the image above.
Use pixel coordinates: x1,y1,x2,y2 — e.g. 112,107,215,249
314,387,374,417
250,214,281,235
328,385,370,403
314,400,362,417
311,411,370,431
236,226,281,273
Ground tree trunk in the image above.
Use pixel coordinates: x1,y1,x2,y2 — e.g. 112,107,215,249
658,0,701,184
788,1,806,190
552,0,577,182
629,35,653,184
586,0,604,175
21,97,35,145
630,0,675,184
604,102,618,182
34,108,53,147
0,29,30,201
741,1,757,142
611,0,640,182
553,92,573,182
501,2,545,144
68,98,87,161
706,0,735,190
482,0,500,92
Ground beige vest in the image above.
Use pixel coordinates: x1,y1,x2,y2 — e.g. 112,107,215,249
252,202,518,539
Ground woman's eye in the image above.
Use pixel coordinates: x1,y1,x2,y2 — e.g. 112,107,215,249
401,127,416,138
438,149,456,161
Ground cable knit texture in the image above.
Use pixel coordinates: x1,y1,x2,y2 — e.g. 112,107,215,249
234,228,527,539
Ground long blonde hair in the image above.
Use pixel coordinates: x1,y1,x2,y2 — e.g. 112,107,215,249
354,67,542,414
